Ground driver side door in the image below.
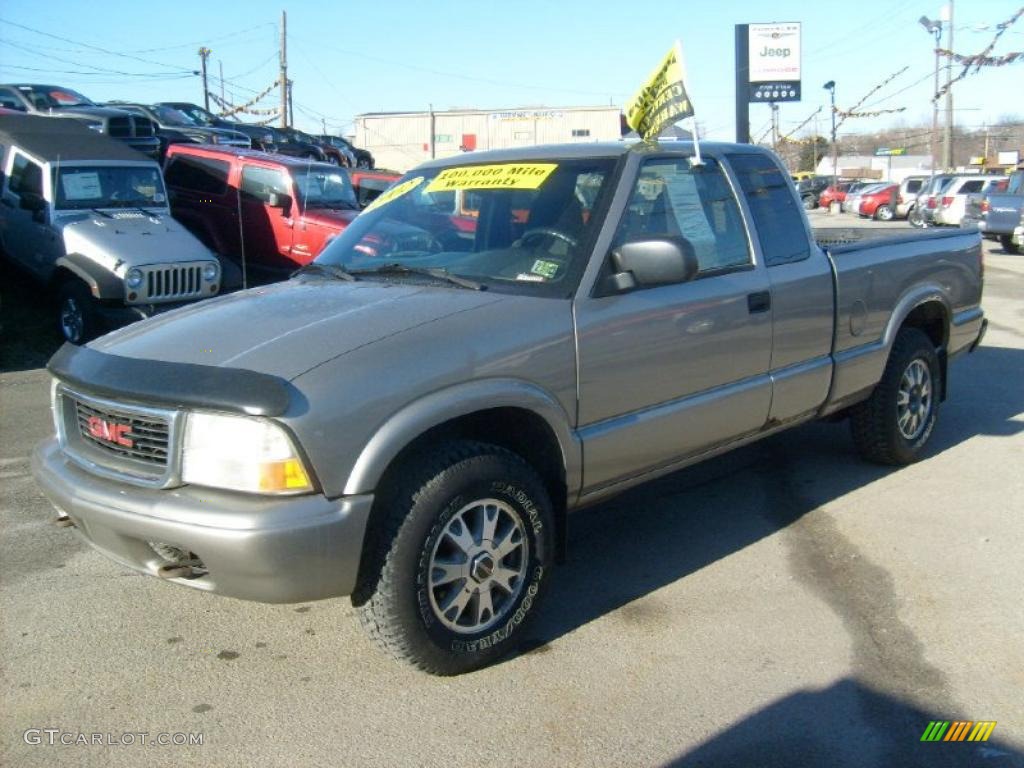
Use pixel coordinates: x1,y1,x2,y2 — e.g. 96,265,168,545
574,155,773,497
0,150,57,280
239,164,296,276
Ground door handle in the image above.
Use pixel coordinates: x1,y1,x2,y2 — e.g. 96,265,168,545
747,291,771,314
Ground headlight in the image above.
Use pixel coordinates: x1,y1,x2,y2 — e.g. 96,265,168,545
181,412,313,494
202,262,219,282
125,268,144,288
85,121,104,133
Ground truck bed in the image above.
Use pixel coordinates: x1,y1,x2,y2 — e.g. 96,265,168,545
814,227,971,251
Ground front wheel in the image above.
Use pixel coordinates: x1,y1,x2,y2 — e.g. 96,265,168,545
999,234,1020,255
875,204,894,222
355,441,554,675
802,195,817,211
57,280,99,345
850,328,941,465
907,207,925,228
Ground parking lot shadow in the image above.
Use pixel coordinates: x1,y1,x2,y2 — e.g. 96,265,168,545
523,345,1024,652
660,678,1023,768
0,261,63,373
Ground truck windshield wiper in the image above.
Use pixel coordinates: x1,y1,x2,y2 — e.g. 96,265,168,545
349,264,485,291
292,262,357,281
134,206,160,217
91,208,114,219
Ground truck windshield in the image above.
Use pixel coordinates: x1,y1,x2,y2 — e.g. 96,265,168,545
19,85,94,109
1008,171,1024,195
293,167,358,210
54,166,167,210
315,158,615,295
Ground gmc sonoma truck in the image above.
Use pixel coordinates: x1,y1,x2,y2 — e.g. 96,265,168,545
33,142,987,675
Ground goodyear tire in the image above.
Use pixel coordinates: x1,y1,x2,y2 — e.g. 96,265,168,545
850,328,941,465
355,440,553,675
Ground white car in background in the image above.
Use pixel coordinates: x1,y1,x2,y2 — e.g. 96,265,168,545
933,176,1008,227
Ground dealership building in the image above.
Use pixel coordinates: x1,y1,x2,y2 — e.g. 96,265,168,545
354,106,624,172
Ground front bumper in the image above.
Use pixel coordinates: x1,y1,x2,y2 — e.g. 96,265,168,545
32,438,374,603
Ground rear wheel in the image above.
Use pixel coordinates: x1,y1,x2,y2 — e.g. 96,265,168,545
907,207,925,228
355,440,554,675
875,204,894,221
802,195,817,211
850,328,941,465
57,280,99,345
999,234,1020,255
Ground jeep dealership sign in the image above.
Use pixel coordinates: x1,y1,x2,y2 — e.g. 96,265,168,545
748,22,801,102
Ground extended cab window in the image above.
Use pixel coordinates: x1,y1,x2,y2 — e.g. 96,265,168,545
164,155,230,196
728,153,809,266
240,166,290,204
613,156,751,277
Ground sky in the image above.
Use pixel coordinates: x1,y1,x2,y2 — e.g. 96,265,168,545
0,0,1021,144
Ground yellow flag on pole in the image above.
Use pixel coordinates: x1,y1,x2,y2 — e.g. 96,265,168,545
625,41,695,141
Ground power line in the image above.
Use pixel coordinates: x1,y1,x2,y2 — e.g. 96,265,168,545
0,38,196,78
0,17,194,73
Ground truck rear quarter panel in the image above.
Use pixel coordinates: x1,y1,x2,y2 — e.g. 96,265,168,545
826,230,982,407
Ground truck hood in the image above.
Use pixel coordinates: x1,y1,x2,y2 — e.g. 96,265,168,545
90,279,505,381
49,105,134,120
61,212,215,270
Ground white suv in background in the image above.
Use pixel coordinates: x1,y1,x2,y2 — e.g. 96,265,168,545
933,176,1007,227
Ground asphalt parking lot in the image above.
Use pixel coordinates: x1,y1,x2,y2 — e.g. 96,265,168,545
2,217,1022,767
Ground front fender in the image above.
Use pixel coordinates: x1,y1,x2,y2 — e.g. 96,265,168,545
54,253,123,300
342,378,580,502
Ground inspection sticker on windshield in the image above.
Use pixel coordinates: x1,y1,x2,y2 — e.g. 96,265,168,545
363,176,424,213
530,259,560,279
61,172,102,201
424,163,558,192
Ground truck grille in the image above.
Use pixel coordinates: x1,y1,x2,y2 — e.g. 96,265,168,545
145,265,204,301
108,116,131,138
57,387,181,487
74,398,170,467
106,115,156,138
132,116,156,137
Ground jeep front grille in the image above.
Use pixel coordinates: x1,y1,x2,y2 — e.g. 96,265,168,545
144,265,205,301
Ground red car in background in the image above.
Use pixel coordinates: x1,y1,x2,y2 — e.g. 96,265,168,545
859,183,899,221
818,182,854,209
164,145,360,284
349,169,401,209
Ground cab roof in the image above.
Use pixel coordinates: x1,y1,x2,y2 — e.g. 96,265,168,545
167,143,338,172
413,140,768,170
0,114,154,164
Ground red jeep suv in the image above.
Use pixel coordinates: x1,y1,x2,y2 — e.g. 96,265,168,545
164,145,359,283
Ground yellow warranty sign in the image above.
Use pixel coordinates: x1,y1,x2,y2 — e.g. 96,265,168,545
362,176,424,212
424,164,558,192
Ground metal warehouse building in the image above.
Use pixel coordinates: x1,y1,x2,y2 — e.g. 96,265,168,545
354,106,624,172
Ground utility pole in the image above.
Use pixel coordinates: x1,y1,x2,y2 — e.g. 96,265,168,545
279,10,288,129
198,47,212,112
942,1,955,169
429,103,436,159
219,60,225,104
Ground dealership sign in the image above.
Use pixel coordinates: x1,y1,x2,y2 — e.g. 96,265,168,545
748,22,801,103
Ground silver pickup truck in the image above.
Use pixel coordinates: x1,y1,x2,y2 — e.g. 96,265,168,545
32,141,986,675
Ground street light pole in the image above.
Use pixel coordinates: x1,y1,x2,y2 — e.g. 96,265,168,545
942,1,955,169
919,15,943,174
824,81,837,181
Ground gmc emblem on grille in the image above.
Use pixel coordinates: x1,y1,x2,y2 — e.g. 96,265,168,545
86,416,134,448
